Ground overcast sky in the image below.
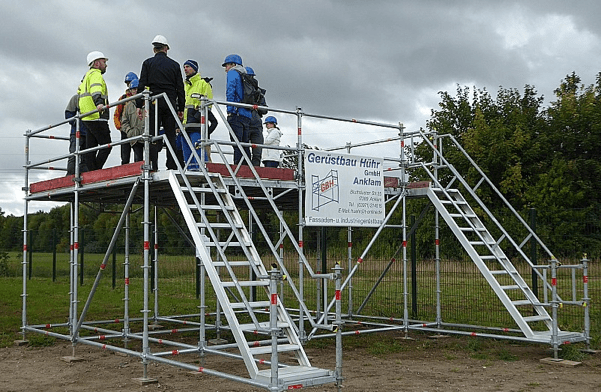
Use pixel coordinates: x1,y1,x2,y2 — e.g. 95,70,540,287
2,0,601,216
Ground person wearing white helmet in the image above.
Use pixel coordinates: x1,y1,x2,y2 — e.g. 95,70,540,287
78,51,112,171
136,35,185,171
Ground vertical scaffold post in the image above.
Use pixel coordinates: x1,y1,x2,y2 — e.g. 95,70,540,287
153,207,160,323
296,106,307,342
347,227,353,317
582,254,590,350
198,248,206,365
333,262,343,391
200,96,208,164
21,130,31,343
345,142,353,318
432,130,442,328
123,212,131,348
550,258,559,359
268,265,280,390
142,90,153,380
399,122,410,337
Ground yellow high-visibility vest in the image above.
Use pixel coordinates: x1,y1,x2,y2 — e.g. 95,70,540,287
78,68,108,121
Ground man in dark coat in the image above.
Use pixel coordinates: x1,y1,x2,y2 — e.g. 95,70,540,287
136,35,185,171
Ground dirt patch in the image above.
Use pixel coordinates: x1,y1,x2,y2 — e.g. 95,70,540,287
1,334,600,391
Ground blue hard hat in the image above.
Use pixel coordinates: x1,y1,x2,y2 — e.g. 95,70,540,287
124,72,138,84
264,116,277,125
222,54,242,67
129,78,139,89
245,66,255,76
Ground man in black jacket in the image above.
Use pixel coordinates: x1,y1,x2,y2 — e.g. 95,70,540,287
136,35,185,171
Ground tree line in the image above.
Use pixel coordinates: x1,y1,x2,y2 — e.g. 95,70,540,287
0,73,599,259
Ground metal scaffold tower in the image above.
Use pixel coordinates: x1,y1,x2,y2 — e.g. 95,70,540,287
20,91,590,389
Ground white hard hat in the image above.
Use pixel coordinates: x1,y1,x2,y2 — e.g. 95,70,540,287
87,51,107,66
152,35,169,48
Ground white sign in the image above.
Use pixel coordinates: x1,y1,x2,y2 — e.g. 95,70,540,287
304,150,385,227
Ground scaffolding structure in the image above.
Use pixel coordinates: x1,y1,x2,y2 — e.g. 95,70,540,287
20,92,591,390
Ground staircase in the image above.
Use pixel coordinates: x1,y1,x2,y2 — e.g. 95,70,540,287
168,171,336,390
423,185,582,342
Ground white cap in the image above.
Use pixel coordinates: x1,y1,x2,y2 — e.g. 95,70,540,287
87,51,107,66
152,35,169,49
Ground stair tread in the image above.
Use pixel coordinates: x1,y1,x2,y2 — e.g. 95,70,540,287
206,241,251,247
512,300,543,306
231,300,271,309
197,222,244,229
212,260,257,267
222,280,270,287
523,315,551,322
248,343,299,355
240,321,290,331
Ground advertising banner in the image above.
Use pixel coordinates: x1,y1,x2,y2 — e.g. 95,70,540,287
304,150,385,227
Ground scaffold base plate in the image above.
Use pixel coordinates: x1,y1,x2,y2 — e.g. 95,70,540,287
428,334,450,339
13,340,28,346
133,377,158,385
539,357,582,367
208,338,228,345
61,356,84,363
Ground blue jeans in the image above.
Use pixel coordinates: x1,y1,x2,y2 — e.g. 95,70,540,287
227,114,251,164
181,131,207,170
263,160,279,168
67,133,88,175
248,114,264,166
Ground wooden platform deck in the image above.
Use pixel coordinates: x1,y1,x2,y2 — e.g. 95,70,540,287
27,162,411,210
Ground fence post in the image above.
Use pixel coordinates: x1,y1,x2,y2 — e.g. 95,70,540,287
196,256,201,299
150,224,155,293
79,227,85,286
530,208,538,302
28,230,33,280
52,228,57,282
112,246,117,290
582,254,590,350
411,215,417,318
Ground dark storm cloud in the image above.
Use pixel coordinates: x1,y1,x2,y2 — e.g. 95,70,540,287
1,0,601,214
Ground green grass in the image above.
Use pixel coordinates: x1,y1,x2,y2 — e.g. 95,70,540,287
1,251,600,353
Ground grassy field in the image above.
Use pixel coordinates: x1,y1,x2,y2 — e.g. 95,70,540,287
1,251,599,351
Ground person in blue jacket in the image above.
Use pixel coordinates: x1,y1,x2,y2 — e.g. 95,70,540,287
245,66,266,166
65,94,89,175
222,54,251,164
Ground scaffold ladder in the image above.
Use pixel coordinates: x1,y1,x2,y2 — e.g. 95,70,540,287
426,186,554,339
168,171,335,389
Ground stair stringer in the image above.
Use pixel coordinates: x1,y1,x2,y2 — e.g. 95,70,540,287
168,171,335,388
426,186,554,339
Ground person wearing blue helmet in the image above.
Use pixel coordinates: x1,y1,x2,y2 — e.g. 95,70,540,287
245,66,267,166
114,72,139,164
262,116,282,168
119,79,144,163
222,54,251,164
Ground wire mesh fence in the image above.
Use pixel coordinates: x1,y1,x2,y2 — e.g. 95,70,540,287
4,218,599,337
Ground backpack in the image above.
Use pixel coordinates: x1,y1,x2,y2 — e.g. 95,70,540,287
235,70,268,115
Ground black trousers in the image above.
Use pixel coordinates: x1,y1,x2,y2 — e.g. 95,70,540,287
83,121,112,171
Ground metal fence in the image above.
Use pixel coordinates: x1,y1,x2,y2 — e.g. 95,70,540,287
5,220,598,338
